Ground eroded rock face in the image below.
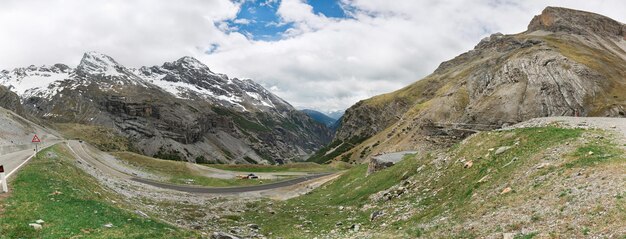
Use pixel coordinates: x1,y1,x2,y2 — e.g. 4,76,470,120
329,7,626,163
0,53,332,164
0,85,23,115
528,7,626,39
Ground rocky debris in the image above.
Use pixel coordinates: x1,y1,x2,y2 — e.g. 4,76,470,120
212,231,240,239
367,151,417,175
370,210,384,221
370,179,415,202
478,175,490,183
503,232,516,239
247,224,259,230
29,223,42,230
135,210,149,218
495,146,512,155
349,224,360,232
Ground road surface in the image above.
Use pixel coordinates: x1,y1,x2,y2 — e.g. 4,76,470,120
0,140,61,181
131,173,333,194
65,140,337,194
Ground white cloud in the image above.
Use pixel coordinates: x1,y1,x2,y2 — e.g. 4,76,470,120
1,0,625,113
0,0,243,68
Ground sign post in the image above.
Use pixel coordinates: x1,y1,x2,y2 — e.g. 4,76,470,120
0,165,7,193
32,134,41,154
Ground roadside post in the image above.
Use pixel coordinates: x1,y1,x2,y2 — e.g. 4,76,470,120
0,165,7,193
32,134,41,155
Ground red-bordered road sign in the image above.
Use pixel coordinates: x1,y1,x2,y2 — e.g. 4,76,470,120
32,134,41,143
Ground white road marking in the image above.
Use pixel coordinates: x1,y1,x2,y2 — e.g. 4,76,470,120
0,143,60,185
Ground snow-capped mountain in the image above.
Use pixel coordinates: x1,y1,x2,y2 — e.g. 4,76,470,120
1,52,290,113
0,52,332,164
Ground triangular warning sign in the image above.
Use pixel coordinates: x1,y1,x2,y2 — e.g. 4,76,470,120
32,134,41,143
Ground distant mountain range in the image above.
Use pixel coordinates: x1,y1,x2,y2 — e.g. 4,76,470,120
0,52,332,164
300,109,338,128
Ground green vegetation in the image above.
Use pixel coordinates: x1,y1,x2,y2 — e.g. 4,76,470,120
229,127,626,238
565,138,623,168
307,136,369,164
153,147,183,161
208,162,339,173
0,145,195,239
227,153,421,237
55,123,134,152
213,107,270,132
112,152,284,187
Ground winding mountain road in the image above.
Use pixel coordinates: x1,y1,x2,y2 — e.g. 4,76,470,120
65,140,336,194
0,140,62,185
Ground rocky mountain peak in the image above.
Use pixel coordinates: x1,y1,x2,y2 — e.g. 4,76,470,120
528,7,626,39
77,51,126,76
175,56,209,69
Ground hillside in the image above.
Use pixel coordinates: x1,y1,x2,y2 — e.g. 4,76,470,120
0,53,332,164
314,7,626,164
229,121,626,238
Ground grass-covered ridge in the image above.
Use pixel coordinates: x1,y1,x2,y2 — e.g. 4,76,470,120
227,127,626,238
0,145,196,239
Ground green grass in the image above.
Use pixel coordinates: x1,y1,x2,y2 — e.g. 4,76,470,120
230,127,621,238
565,139,623,168
112,152,284,187
207,162,338,173
227,153,421,238
0,145,196,239
54,123,134,152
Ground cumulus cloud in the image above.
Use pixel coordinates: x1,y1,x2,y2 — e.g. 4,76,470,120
1,0,625,113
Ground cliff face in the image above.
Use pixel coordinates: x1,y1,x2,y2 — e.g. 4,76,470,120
0,85,23,115
318,7,626,164
1,53,332,164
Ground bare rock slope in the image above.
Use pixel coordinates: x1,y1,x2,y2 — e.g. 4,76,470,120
317,7,626,163
1,53,332,164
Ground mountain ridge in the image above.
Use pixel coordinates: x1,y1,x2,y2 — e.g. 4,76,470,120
1,52,332,164
314,6,626,164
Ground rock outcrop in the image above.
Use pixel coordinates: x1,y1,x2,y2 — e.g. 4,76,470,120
0,85,23,115
1,53,332,164
320,7,626,164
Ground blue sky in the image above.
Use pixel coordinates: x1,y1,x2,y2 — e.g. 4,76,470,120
227,0,348,40
2,0,625,113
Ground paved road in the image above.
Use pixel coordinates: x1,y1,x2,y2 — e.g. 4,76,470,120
372,151,418,164
0,141,61,183
131,173,333,194
66,140,336,194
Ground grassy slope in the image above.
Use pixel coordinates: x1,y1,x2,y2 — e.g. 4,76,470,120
111,152,286,187
231,127,626,238
54,123,133,152
0,145,196,239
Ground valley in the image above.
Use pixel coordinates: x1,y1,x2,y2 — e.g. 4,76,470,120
0,4,625,239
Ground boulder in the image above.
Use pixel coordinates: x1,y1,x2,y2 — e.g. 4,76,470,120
212,232,240,239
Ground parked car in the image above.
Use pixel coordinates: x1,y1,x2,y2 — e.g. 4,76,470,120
237,173,259,179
